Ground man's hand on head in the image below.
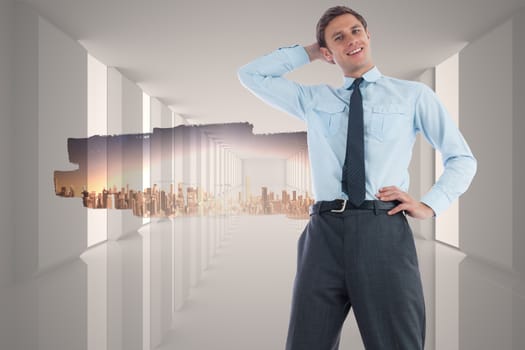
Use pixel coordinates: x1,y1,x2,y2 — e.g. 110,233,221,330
375,186,435,220
304,43,335,64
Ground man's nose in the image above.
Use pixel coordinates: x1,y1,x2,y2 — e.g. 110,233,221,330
347,38,357,48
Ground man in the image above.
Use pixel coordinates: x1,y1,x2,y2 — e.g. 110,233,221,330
238,6,476,350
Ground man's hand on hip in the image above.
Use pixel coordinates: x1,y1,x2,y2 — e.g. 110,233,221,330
375,186,435,219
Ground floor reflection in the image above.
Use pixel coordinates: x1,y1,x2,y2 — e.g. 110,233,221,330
8,215,525,350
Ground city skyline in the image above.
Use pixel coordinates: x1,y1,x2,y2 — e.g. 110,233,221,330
56,182,313,219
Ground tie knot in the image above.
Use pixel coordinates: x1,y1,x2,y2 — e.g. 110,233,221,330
348,77,363,90
353,78,363,89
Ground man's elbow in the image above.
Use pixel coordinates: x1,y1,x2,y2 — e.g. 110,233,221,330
468,154,478,179
237,65,263,92
237,65,252,86
459,155,478,190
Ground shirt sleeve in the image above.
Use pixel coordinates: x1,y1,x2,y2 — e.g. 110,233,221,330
237,45,313,120
414,83,477,217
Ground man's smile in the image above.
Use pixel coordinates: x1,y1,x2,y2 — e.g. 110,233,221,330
346,47,363,56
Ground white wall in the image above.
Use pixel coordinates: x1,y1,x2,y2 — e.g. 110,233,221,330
37,12,88,272
459,18,514,270
13,2,88,279
0,0,13,287
458,9,525,349
0,0,14,347
13,0,39,282
512,8,525,279
12,7,89,350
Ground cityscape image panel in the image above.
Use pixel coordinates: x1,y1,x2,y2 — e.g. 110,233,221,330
54,123,313,219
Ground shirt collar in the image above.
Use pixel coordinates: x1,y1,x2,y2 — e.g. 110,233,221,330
343,66,382,90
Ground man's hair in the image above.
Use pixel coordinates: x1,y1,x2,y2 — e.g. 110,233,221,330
316,6,368,48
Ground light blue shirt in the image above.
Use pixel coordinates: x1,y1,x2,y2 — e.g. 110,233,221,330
237,45,477,217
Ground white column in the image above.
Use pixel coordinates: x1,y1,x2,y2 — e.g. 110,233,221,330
87,54,108,247
173,126,185,312
435,54,459,247
107,68,143,239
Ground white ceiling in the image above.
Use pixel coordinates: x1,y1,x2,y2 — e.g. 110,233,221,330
20,0,524,133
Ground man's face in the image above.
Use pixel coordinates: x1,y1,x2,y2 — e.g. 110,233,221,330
320,13,373,77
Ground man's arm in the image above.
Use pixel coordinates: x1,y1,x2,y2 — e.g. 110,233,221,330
414,84,477,217
376,83,477,219
237,44,326,120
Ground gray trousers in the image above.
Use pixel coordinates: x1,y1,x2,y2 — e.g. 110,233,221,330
285,202,426,350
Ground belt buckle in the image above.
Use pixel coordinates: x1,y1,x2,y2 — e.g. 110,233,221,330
330,199,347,213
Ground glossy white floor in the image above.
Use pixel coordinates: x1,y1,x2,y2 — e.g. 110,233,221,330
5,214,525,350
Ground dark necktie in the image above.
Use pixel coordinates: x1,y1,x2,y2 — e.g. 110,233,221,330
341,77,365,207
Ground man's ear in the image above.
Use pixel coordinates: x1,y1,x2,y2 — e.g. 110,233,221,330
319,46,335,64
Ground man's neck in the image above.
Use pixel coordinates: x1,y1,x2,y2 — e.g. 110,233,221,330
344,64,375,79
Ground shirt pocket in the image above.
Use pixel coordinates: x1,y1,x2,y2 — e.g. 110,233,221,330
312,103,348,136
369,104,411,142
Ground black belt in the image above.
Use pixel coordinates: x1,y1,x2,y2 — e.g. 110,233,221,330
309,199,400,216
